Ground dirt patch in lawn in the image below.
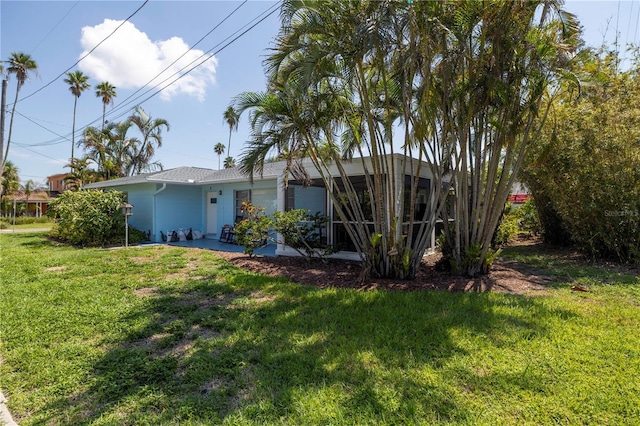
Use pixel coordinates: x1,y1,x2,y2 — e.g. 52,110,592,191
207,238,571,296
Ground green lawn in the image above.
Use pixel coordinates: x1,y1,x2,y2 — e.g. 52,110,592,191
1,233,639,425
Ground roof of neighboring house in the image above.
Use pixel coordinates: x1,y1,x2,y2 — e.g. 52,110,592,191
2,191,51,201
84,162,286,189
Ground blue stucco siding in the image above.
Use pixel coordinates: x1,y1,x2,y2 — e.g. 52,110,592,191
155,185,205,240
202,180,277,229
120,183,155,236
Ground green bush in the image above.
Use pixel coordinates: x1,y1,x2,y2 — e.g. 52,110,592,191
521,51,640,262
48,189,140,246
235,202,333,259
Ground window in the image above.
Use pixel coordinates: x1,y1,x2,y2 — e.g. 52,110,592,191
235,190,250,222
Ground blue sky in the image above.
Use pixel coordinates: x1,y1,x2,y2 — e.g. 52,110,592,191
1,0,639,185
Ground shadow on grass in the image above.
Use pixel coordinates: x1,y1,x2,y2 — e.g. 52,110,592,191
500,243,640,288
38,261,578,424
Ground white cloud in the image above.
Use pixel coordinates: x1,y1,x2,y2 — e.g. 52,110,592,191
78,19,217,101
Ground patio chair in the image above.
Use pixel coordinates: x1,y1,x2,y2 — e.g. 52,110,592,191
219,224,236,243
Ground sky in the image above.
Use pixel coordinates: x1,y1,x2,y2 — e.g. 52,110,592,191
1,0,639,186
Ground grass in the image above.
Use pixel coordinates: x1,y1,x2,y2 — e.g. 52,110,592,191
0,220,53,230
1,233,639,425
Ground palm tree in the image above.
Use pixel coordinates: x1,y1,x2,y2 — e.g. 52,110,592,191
1,160,19,216
223,156,236,169
64,70,90,165
2,52,38,178
128,106,169,175
95,81,116,130
64,157,95,190
235,0,577,278
213,142,225,170
223,106,239,159
22,179,35,215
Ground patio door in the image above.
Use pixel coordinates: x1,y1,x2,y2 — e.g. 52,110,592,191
206,192,218,234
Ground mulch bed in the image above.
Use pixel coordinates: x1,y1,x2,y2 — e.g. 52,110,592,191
211,238,569,295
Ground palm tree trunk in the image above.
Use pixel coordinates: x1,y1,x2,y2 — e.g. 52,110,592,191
3,83,21,175
71,97,78,167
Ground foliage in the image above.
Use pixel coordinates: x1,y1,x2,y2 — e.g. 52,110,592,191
521,50,640,263
493,204,520,247
2,235,639,425
516,198,541,236
47,189,139,246
0,216,52,228
235,202,333,259
272,210,334,259
234,0,578,278
234,201,271,256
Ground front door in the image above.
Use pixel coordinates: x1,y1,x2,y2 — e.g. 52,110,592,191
206,192,218,234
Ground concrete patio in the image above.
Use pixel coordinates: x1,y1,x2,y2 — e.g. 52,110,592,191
165,236,277,257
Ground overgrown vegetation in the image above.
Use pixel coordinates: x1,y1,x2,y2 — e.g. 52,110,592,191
521,50,640,263
1,233,639,424
47,189,145,246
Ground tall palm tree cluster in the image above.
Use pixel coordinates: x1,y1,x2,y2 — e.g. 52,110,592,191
1,53,170,191
233,0,579,278
77,106,169,183
63,71,169,186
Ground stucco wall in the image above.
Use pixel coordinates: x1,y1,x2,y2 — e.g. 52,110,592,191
155,185,205,240
112,183,154,238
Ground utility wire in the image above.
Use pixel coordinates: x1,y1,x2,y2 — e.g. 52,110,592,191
99,1,280,126
15,0,149,106
29,1,80,55
91,0,251,126
19,1,280,149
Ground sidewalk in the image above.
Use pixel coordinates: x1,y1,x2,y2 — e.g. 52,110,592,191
0,228,51,234
0,391,17,426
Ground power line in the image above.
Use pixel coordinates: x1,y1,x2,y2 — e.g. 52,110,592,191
29,1,80,55
14,1,280,151
90,0,252,127
15,0,149,106
99,1,280,126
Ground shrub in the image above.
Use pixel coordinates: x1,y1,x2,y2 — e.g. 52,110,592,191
234,202,333,259
48,189,135,246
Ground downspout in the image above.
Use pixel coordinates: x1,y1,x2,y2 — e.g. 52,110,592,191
153,183,167,242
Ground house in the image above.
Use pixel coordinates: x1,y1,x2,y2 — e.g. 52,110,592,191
507,181,532,205
84,155,439,260
1,190,51,217
47,173,69,197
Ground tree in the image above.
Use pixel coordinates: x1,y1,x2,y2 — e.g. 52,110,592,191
64,70,90,165
223,156,236,169
235,0,578,278
214,142,225,170
22,179,35,215
1,52,38,179
64,157,95,191
521,48,640,262
80,121,138,179
127,106,169,175
223,106,239,159
95,81,116,130
1,160,19,216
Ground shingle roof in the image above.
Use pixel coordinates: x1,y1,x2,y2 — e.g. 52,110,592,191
83,163,285,189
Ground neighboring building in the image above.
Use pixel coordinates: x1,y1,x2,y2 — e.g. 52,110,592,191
507,181,532,205
47,173,69,197
84,155,440,260
1,190,51,217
